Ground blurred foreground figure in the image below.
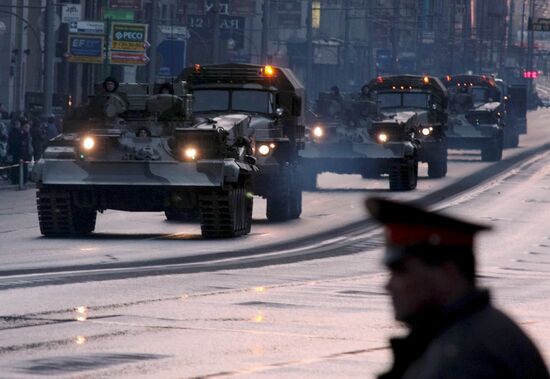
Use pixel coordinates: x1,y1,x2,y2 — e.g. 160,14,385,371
366,197,550,379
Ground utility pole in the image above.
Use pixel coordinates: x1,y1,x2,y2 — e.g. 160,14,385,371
526,0,535,73
520,0,526,68
305,0,313,98
343,0,351,86
212,0,220,63
462,0,472,72
391,0,400,73
507,0,515,51
43,0,55,117
260,0,270,64
448,0,456,74
148,1,159,87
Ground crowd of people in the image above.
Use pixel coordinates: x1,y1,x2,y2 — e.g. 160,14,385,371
0,103,60,185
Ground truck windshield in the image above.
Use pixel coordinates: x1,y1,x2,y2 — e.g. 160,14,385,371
193,90,273,114
472,87,491,103
377,92,429,109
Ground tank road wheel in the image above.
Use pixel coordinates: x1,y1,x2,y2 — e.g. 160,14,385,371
199,183,252,238
427,148,448,178
164,208,201,222
267,165,302,222
389,158,418,191
481,135,503,162
301,168,317,191
37,188,97,236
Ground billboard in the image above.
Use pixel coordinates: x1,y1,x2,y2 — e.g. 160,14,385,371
111,22,148,51
67,35,104,64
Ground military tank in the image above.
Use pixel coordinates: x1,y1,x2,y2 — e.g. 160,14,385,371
179,64,305,222
442,75,504,161
32,79,258,238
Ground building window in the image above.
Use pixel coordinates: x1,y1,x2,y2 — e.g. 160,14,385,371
312,1,321,29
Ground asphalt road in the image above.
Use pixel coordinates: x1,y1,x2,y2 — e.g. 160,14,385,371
0,107,549,378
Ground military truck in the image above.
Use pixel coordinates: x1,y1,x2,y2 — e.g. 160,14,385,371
367,75,449,178
443,75,504,161
507,84,528,135
301,78,423,191
179,64,305,222
32,79,258,238
494,78,522,148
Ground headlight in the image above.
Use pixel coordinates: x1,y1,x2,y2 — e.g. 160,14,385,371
377,133,388,143
82,136,95,150
258,144,271,156
184,147,198,160
313,126,324,138
421,127,431,136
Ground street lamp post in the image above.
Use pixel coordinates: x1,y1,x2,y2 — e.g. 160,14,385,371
43,0,55,117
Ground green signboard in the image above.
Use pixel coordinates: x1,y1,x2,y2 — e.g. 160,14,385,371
104,9,135,21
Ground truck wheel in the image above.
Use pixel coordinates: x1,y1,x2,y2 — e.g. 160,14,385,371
267,165,301,222
289,166,302,219
361,165,381,179
199,184,252,238
37,188,96,236
427,149,448,178
504,129,519,148
389,158,418,191
301,168,317,191
165,208,200,222
481,136,503,162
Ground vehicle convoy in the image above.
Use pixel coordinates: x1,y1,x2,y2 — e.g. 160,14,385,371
32,79,258,238
301,75,448,191
442,75,504,161
179,64,305,222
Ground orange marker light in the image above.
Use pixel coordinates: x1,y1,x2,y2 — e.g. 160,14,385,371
262,65,275,76
423,76,430,84
446,75,452,82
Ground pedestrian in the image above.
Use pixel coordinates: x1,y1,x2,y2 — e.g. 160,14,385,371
30,119,46,161
45,114,58,141
7,118,33,185
0,102,9,119
102,76,119,93
365,197,550,379
0,117,8,164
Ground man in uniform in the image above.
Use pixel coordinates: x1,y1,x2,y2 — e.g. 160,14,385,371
365,197,550,379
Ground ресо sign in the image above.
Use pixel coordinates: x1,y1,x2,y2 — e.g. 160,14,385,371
111,22,148,51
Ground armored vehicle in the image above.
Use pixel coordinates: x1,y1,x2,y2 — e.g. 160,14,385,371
301,79,422,191
367,75,449,178
179,64,305,222
443,75,504,161
32,79,258,238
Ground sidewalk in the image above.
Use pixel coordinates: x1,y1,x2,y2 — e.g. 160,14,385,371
0,178,35,191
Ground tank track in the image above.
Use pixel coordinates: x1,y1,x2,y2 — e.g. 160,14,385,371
37,188,96,236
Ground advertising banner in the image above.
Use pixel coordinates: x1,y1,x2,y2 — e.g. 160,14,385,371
110,51,149,65
67,35,104,64
111,22,148,51
108,0,142,10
